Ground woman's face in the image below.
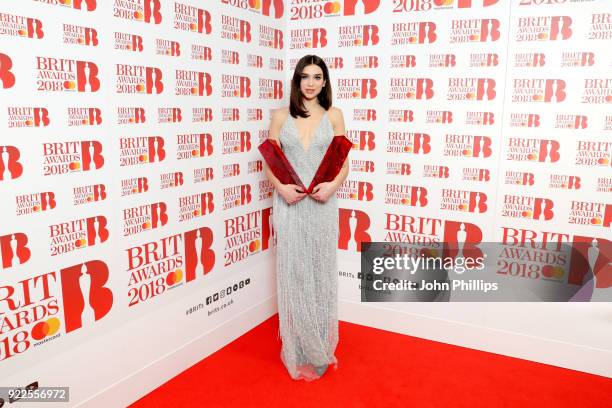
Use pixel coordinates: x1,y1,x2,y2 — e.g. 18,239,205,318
300,64,326,100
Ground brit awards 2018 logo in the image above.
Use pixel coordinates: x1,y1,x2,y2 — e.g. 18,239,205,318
391,22,436,45
222,75,251,97
390,78,433,99
43,141,104,176
393,0,498,12
119,137,165,166
290,28,327,48
555,114,587,129
289,0,379,18
156,39,181,57
598,177,612,193
0,13,44,39
222,50,240,65
423,164,449,179
222,131,251,154
470,53,499,67
388,162,410,175
193,108,213,123
174,3,211,34
260,25,283,49
259,180,273,200
347,130,376,151
561,52,594,67
7,107,49,128
175,70,212,96
249,160,263,174
450,19,500,43
582,79,612,104
448,78,496,101
337,180,374,201
158,107,182,123
337,78,377,99
516,16,572,41
15,192,56,216
385,184,427,206
505,171,534,186
117,107,146,124
122,202,168,236
68,107,102,126
0,53,15,89
249,54,263,68
512,79,566,103
160,172,184,189
223,184,252,210
177,134,213,159
73,183,106,205
322,56,344,69
116,64,163,94
462,168,490,182
0,145,23,181
36,57,100,92
0,259,113,361
221,15,251,42
354,108,377,121
387,132,430,154
514,52,546,68
510,113,540,128
259,78,283,99
192,44,212,61
426,110,453,124
444,135,492,158
115,32,143,52
121,177,149,197
223,163,240,178
355,56,380,68
178,192,214,222
353,160,375,173
49,216,109,256
230,107,246,122
114,0,161,24
429,54,455,68
588,13,612,40
502,195,554,221
248,108,263,121
194,167,214,183
389,109,413,123
506,138,560,163
0,232,31,269
37,0,97,11
441,189,487,213
466,112,495,126
338,25,379,46
549,174,581,190
575,141,611,166
63,24,98,46
224,208,274,267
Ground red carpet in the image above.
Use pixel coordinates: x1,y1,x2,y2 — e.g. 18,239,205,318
130,315,611,407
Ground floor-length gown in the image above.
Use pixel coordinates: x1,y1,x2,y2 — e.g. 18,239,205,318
272,110,339,381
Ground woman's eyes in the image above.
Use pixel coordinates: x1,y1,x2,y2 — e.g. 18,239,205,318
301,76,322,80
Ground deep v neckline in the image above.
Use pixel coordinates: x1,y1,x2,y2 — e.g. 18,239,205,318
291,110,327,154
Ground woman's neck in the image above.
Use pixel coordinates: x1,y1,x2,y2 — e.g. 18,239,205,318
302,98,322,113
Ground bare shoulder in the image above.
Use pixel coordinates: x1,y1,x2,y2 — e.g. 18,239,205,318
271,107,290,124
327,107,346,132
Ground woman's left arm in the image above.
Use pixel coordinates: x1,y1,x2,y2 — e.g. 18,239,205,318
310,107,349,202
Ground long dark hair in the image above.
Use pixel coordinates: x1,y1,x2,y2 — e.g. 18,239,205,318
289,55,332,118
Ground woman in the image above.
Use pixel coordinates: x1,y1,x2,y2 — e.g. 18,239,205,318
264,55,348,381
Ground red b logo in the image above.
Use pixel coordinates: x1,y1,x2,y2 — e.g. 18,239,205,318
0,145,24,180
0,232,31,269
0,53,16,89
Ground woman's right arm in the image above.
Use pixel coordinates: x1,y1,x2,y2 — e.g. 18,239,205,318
263,109,307,204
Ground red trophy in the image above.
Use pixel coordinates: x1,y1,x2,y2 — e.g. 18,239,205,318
258,135,352,194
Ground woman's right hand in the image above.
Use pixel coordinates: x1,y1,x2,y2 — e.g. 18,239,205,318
277,184,307,205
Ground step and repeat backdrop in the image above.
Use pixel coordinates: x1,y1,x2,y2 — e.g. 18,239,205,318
0,0,286,404
286,0,611,301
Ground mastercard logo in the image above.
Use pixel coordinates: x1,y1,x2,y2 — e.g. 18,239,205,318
192,150,200,157
69,161,81,170
591,217,602,225
249,0,261,10
193,209,201,216
136,84,145,92
542,265,564,279
527,153,537,161
352,91,360,97
466,93,475,100
142,221,151,229
354,39,362,45
404,146,412,153
597,157,610,165
323,2,341,14
134,11,144,20
537,33,548,40
521,210,533,218
18,29,26,36
248,239,260,253
458,204,468,211
190,23,198,31
191,87,198,95
305,41,311,47
406,92,415,98
139,154,148,162
166,268,183,286
409,37,417,43
401,198,409,205
75,238,87,248
64,81,76,90
532,94,544,102
31,317,61,341
462,149,472,156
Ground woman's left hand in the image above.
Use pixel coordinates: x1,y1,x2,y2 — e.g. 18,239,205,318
310,182,336,202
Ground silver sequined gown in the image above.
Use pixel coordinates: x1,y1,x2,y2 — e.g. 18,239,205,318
272,110,339,381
